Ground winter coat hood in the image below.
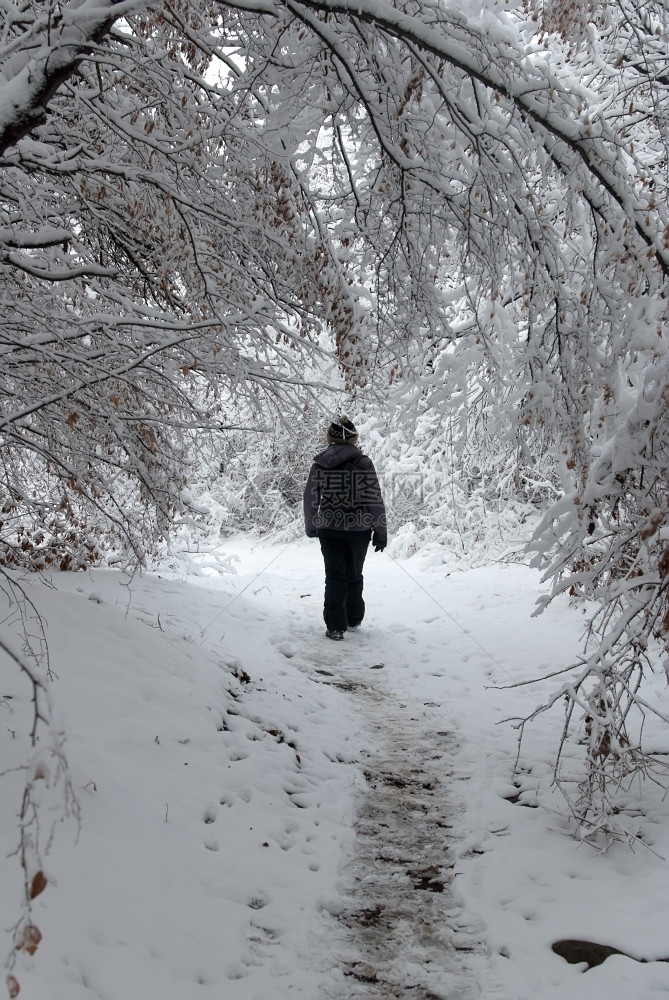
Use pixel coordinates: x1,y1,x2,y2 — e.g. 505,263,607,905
312,444,362,470
303,444,386,540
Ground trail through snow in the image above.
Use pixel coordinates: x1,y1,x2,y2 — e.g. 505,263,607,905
272,621,488,999
324,678,485,1000
3,538,669,1000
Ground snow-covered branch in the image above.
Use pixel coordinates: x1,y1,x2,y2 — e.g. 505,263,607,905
0,0,144,154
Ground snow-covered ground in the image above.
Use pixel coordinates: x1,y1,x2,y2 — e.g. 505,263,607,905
2,538,669,1000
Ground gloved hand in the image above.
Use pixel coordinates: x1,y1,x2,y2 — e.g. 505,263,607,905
372,533,387,553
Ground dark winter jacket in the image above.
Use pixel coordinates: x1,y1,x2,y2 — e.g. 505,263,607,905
303,444,387,541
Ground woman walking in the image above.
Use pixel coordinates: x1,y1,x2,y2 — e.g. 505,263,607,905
303,416,387,640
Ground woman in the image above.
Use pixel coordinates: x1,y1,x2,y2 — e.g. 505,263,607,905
303,416,387,640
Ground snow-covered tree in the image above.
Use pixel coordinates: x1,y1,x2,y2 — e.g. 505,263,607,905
3,0,669,864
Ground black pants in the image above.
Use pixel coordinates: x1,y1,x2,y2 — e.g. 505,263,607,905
318,530,371,632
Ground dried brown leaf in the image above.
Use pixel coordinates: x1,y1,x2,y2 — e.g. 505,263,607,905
659,549,669,580
22,925,42,956
30,871,47,900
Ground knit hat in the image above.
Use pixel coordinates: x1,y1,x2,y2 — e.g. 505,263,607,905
327,415,358,443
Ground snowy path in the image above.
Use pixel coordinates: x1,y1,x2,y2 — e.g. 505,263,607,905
255,542,500,999
275,623,489,999
320,674,485,999
4,540,669,1000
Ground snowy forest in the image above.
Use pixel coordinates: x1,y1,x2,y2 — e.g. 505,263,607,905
2,0,669,993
